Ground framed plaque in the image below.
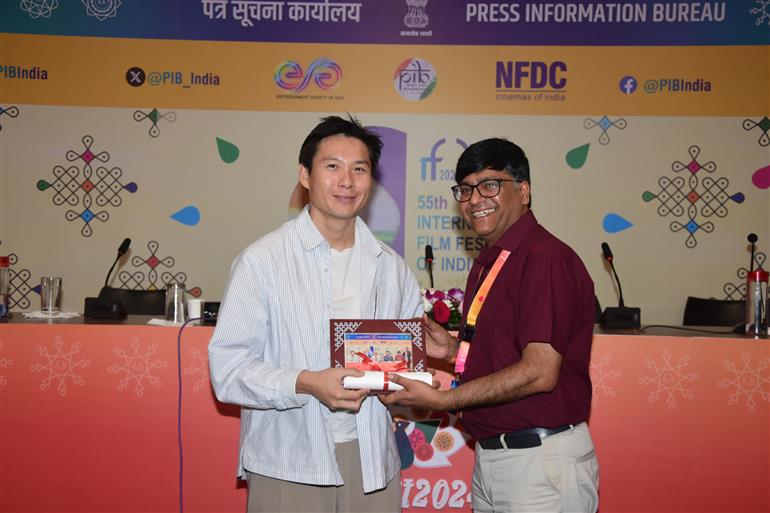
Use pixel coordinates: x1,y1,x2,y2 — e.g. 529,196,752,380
330,318,426,373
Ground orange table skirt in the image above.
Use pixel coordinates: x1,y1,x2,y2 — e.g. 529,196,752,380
1,323,768,512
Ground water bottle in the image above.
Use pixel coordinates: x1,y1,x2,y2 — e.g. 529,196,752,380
0,256,9,318
745,269,768,336
165,282,186,323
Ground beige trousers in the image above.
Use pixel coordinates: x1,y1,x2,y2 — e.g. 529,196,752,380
246,439,401,513
472,422,599,513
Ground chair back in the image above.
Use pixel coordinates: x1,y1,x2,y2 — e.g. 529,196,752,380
682,296,744,327
98,286,166,315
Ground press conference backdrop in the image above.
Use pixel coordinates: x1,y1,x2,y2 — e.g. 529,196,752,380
1,2,769,321
1,3,769,513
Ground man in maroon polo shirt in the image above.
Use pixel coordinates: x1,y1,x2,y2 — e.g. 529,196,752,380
382,138,599,512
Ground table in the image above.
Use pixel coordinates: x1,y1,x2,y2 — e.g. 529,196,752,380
1,320,768,512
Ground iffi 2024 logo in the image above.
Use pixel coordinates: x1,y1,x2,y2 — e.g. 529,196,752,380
274,58,342,94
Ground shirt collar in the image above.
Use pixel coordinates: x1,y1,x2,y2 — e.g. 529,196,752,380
476,210,538,265
296,204,383,259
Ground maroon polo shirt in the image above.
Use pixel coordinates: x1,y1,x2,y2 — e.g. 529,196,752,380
458,210,595,440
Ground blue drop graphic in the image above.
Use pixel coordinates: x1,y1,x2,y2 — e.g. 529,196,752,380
603,213,633,233
170,205,200,226
731,192,745,203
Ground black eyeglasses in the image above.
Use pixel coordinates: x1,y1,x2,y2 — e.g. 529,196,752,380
450,179,519,202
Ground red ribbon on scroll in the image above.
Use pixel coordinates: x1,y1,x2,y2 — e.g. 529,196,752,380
354,352,410,372
355,352,383,371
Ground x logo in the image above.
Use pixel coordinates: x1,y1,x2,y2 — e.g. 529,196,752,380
126,67,145,87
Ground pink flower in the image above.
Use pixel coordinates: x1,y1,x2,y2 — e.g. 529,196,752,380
426,289,446,302
447,288,464,304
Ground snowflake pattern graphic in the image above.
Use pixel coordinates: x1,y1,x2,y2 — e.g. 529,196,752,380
117,240,202,297
0,340,13,387
108,338,168,397
183,347,210,392
20,0,59,18
589,352,622,406
717,351,769,413
750,0,770,26
642,145,744,248
36,135,138,237
82,0,122,21
30,337,92,396
639,348,700,409
583,116,627,145
722,251,767,300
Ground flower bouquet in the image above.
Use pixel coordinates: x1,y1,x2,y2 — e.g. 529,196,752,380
421,288,464,330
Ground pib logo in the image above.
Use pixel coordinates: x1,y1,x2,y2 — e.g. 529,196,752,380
274,58,342,93
394,58,437,101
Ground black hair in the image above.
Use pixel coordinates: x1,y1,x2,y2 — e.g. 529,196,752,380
454,138,530,184
298,114,383,176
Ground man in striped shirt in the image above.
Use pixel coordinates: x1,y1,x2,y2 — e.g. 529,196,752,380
209,115,422,512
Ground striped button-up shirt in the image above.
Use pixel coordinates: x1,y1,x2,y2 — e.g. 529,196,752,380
209,206,422,492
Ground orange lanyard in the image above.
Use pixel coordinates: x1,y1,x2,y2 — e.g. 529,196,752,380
454,249,511,376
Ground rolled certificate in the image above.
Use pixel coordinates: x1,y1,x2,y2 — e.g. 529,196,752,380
343,371,433,391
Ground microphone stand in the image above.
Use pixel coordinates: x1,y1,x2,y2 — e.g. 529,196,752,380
104,253,123,289
600,242,641,329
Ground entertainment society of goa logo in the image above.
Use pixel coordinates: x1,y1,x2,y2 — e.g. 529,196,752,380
274,58,342,93
393,58,437,101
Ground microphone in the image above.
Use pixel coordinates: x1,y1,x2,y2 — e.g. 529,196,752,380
599,242,640,329
118,237,131,256
104,238,131,288
601,241,613,263
601,242,623,307
732,233,761,334
748,233,758,273
425,245,435,289
84,238,131,319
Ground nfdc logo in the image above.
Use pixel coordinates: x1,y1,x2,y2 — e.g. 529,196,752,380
495,61,567,90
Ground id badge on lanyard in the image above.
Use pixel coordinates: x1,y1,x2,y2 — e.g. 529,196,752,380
453,249,511,386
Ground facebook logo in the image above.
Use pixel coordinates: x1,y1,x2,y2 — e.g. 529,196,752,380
619,76,637,94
